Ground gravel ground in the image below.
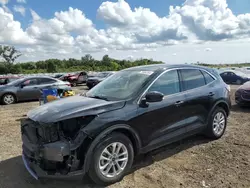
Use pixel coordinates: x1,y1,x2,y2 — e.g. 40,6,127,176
0,85,249,188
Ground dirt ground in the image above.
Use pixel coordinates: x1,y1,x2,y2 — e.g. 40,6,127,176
0,85,249,188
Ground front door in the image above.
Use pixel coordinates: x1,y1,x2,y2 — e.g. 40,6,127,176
133,70,187,149
17,78,41,101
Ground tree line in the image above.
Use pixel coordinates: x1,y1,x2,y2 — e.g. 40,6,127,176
1,45,250,75
0,45,163,74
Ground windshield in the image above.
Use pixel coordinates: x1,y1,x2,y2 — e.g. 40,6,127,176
85,70,154,100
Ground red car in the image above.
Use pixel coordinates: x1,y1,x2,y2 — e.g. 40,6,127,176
59,72,88,87
0,76,21,85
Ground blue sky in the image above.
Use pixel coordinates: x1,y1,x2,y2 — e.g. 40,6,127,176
1,0,250,64
8,0,250,29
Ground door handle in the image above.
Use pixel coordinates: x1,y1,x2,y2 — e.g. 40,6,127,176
175,101,184,106
208,92,215,97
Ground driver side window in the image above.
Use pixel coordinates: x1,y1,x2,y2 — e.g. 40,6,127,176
148,70,180,96
22,79,38,86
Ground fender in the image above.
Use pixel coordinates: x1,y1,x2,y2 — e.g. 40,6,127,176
206,100,230,125
83,124,142,173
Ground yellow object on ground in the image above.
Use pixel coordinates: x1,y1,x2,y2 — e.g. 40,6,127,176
63,90,75,97
47,95,58,102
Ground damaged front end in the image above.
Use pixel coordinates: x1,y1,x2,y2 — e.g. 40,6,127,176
21,117,94,179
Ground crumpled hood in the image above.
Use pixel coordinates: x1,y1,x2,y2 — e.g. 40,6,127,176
27,95,125,123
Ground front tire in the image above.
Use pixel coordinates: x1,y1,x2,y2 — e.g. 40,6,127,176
206,107,227,139
2,93,16,105
71,81,77,87
88,133,134,186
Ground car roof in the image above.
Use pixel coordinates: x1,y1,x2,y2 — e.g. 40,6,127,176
123,64,213,72
22,76,58,80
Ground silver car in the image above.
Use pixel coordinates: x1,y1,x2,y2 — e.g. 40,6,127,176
0,76,71,105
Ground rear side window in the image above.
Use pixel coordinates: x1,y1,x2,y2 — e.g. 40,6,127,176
39,78,56,84
0,78,7,84
148,70,180,95
181,69,205,91
202,71,215,84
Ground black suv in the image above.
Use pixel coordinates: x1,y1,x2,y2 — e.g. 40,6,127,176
21,64,231,185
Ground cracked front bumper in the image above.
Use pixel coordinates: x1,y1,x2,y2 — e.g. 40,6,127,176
22,153,38,180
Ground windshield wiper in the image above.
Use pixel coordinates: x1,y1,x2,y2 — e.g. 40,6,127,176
88,95,109,101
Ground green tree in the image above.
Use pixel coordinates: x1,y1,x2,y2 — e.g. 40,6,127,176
0,45,22,64
47,61,57,73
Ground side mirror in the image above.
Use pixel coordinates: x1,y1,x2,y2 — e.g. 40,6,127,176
145,91,164,103
20,83,25,88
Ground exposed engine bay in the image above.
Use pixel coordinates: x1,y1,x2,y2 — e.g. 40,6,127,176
21,116,94,177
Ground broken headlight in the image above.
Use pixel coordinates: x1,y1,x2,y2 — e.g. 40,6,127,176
59,116,95,140
37,125,59,143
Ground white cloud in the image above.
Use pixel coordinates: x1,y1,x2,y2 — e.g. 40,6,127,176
13,5,25,16
17,0,26,3
205,48,212,52
0,7,33,44
30,9,40,20
0,0,8,5
1,0,250,63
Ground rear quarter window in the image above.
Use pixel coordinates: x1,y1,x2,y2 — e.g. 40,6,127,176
202,71,215,84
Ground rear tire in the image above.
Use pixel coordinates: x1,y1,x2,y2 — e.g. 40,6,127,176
2,93,16,105
88,133,134,186
236,79,242,85
205,107,227,139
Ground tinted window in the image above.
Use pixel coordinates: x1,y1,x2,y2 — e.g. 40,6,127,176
148,70,180,95
181,69,205,91
202,71,215,84
23,79,38,86
39,78,56,84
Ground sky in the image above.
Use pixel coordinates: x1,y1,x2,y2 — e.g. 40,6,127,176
1,0,250,64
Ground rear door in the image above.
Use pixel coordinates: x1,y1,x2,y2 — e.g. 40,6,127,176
38,78,58,89
180,69,216,132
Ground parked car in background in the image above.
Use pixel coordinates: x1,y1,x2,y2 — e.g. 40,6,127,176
0,76,71,105
235,81,250,106
60,71,88,87
220,70,250,85
21,64,230,185
53,74,65,79
0,76,21,85
86,71,115,89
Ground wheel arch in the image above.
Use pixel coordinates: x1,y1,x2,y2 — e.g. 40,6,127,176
82,124,142,174
207,100,230,124
1,92,18,103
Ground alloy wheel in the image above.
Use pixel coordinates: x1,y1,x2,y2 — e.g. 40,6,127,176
3,94,15,105
213,112,226,136
99,142,128,178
